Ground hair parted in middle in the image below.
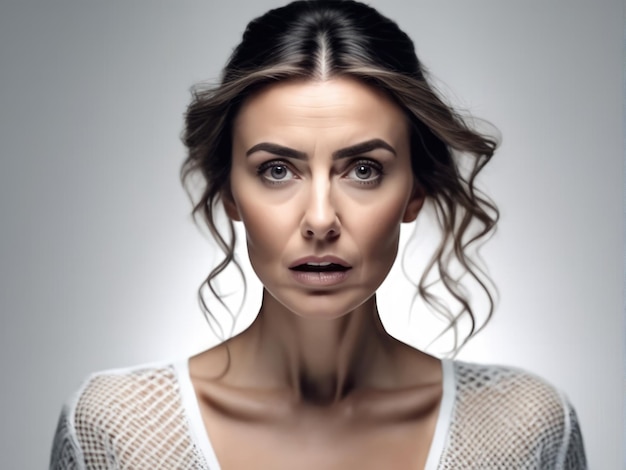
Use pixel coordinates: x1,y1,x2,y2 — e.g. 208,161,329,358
181,0,499,354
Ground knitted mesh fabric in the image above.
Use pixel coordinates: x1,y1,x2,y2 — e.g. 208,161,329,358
50,366,208,469
437,362,587,469
50,361,586,469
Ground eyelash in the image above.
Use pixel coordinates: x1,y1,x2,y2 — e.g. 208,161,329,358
256,160,295,185
348,159,384,185
256,159,385,186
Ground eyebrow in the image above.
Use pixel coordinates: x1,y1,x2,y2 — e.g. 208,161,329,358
245,138,397,160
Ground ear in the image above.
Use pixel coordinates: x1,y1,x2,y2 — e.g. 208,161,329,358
402,183,425,223
221,184,242,222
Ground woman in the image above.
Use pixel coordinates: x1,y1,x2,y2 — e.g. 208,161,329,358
50,1,586,468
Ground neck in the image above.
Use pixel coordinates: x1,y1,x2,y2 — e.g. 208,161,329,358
239,289,399,405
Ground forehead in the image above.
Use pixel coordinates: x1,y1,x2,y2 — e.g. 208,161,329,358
232,77,409,144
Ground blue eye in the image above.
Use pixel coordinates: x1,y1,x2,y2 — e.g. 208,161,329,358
354,164,373,179
257,161,295,184
269,165,289,179
346,160,383,184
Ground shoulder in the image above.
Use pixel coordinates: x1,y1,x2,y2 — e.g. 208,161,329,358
73,361,180,420
451,361,566,416
52,360,208,469
441,361,587,468
450,362,571,442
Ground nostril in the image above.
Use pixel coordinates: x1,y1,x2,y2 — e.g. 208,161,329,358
302,227,340,240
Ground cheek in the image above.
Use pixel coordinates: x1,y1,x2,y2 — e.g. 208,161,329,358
236,198,293,266
349,190,410,269
360,207,402,258
229,167,289,259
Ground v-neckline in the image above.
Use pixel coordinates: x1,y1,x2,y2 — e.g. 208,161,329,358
174,357,456,470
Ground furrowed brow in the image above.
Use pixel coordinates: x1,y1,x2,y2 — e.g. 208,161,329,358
332,139,397,160
245,139,396,160
245,143,307,160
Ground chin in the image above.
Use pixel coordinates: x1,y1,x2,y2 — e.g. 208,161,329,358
269,287,377,320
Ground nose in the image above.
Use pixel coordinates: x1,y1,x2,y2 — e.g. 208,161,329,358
300,178,340,241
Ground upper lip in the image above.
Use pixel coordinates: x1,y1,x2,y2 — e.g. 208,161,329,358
288,255,352,269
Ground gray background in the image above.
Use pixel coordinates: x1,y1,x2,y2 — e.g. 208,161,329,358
0,1,623,468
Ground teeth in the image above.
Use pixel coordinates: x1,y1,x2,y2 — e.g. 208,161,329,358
306,262,332,267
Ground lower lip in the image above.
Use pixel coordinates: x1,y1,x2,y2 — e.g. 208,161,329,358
289,269,351,286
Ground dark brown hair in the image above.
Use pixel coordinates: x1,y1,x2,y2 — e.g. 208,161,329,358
181,0,499,354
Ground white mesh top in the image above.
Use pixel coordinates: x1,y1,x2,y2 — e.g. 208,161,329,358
50,359,587,469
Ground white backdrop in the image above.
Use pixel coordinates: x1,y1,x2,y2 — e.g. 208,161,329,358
0,1,622,468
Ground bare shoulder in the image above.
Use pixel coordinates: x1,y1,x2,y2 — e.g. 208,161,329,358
380,338,444,389
189,342,233,382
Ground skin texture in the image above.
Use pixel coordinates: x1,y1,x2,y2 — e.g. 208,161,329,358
190,77,443,469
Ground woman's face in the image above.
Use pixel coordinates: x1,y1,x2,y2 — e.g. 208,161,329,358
226,77,423,319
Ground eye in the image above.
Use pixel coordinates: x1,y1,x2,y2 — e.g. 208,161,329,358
354,164,373,179
257,160,296,184
345,159,383,185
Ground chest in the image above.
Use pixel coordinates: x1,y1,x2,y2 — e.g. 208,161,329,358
197,400,440,470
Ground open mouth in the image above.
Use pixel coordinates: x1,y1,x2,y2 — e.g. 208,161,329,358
290,262,351,273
